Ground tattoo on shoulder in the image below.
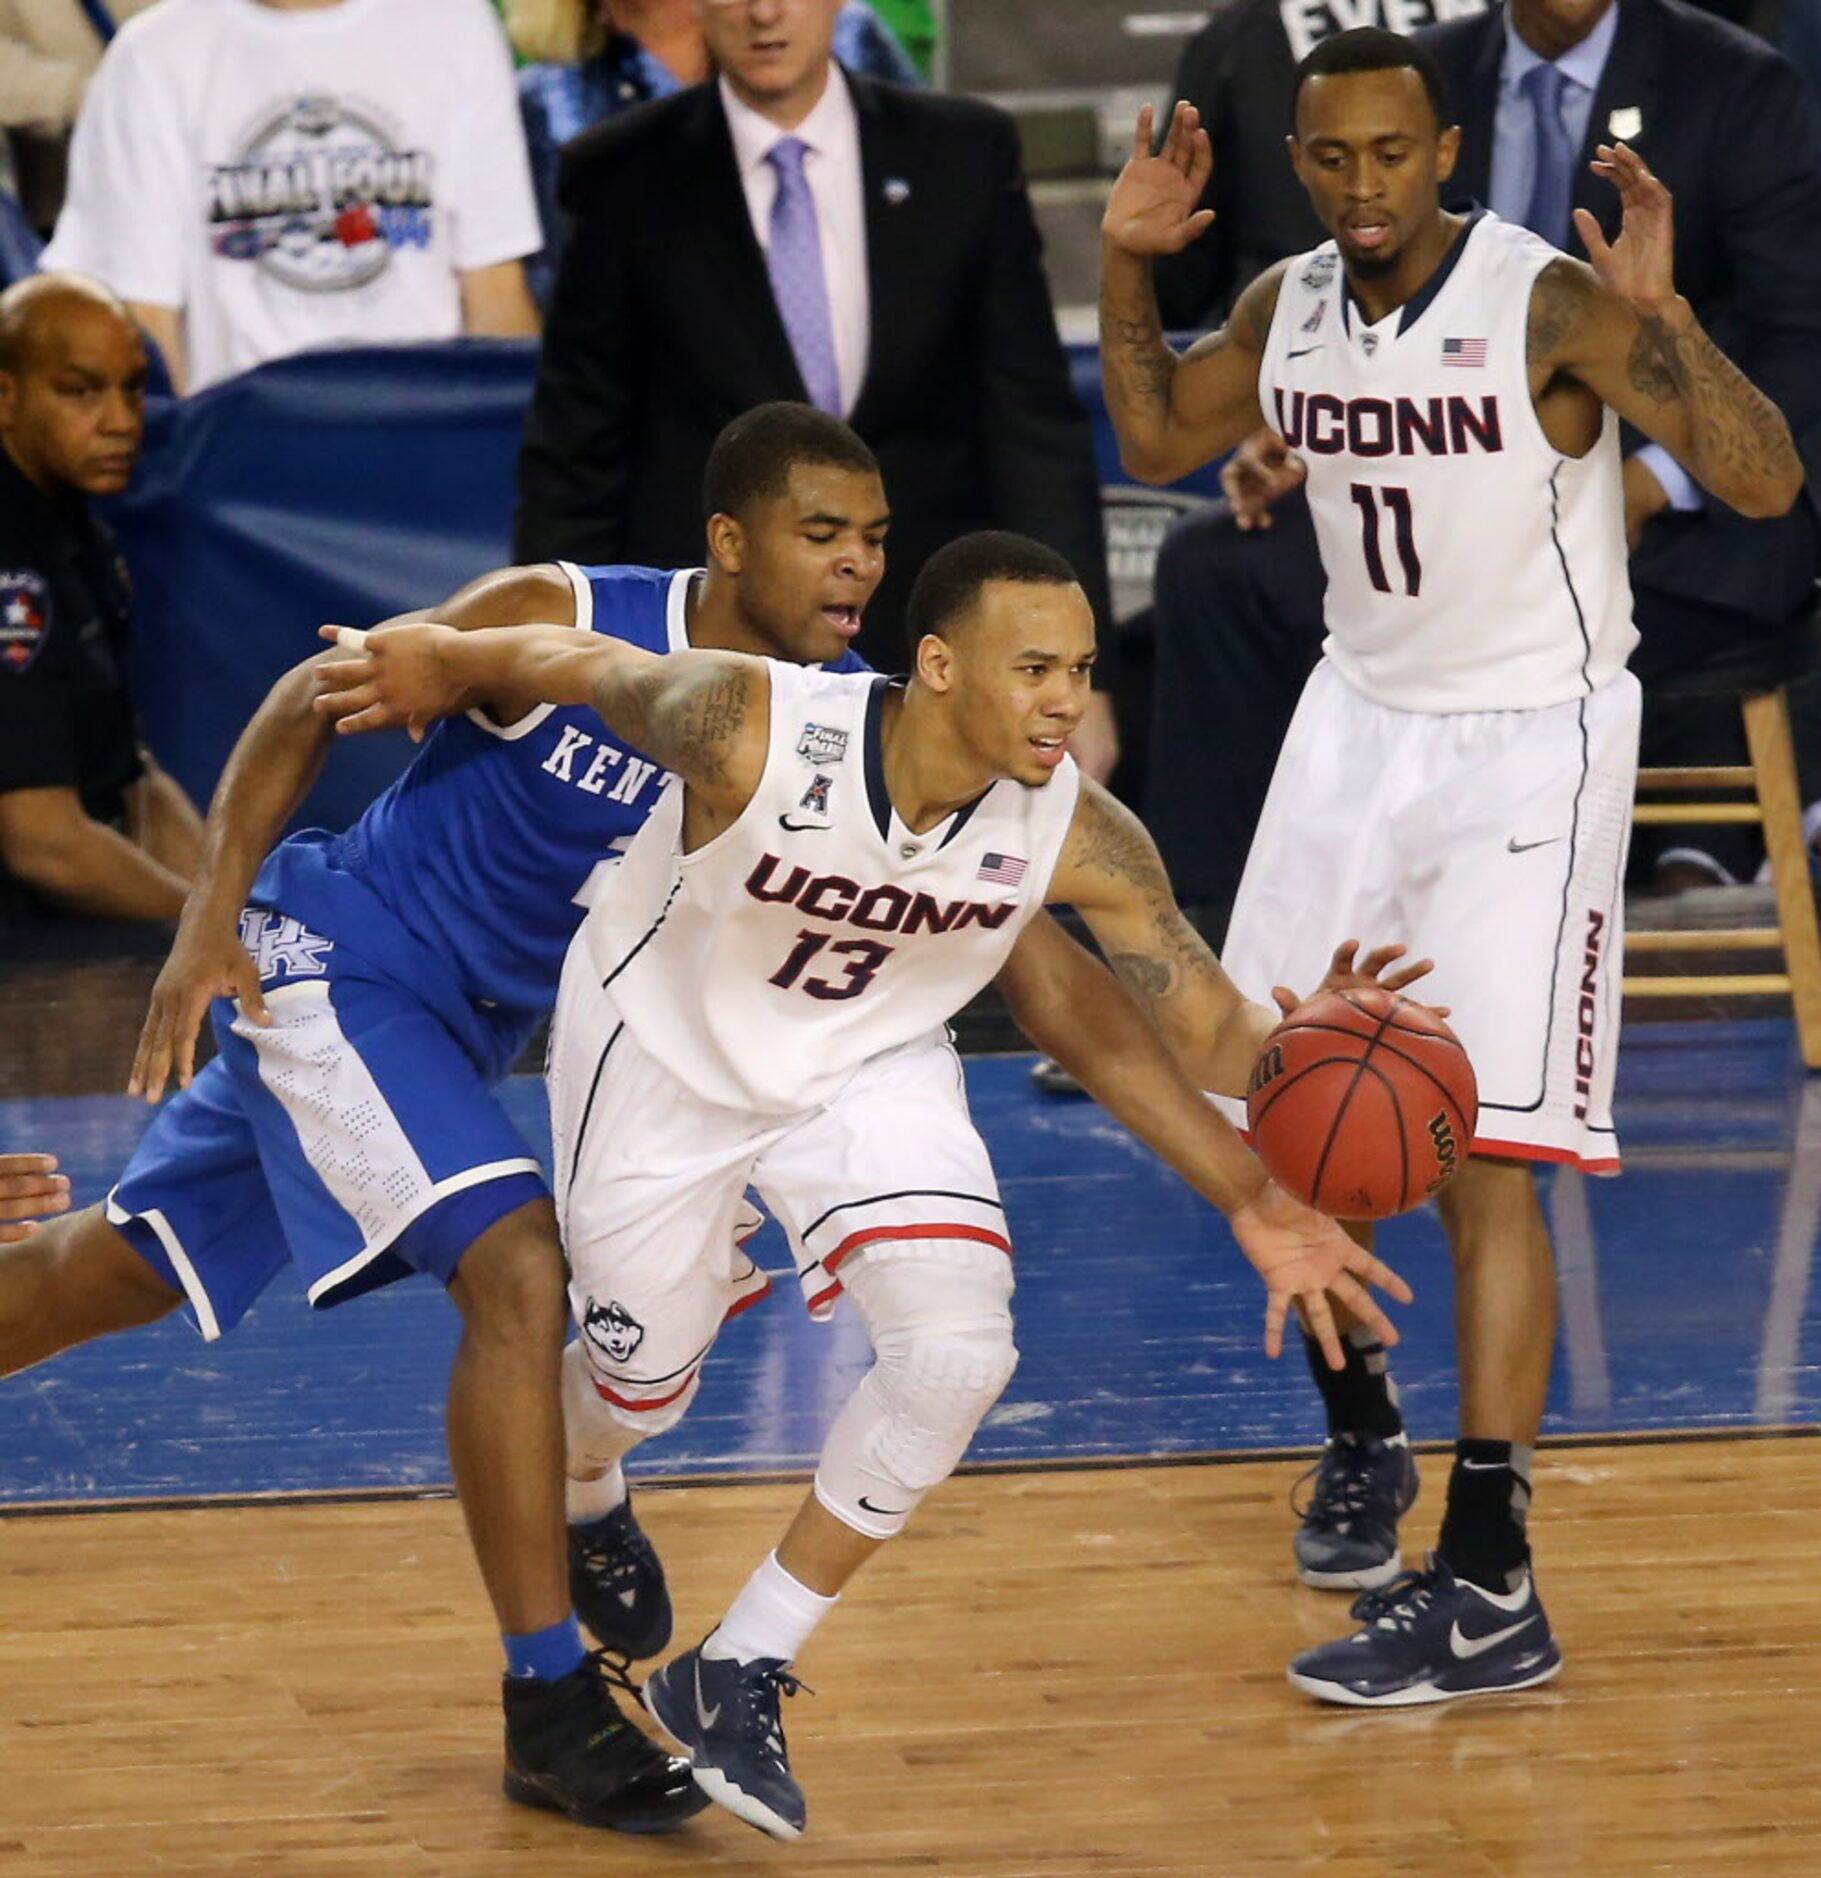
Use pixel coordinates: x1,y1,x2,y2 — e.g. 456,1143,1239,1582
600,658,752,785
1526,260,1596,367
1071,790,1221,1006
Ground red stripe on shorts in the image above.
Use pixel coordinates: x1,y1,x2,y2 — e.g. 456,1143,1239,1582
592,1370,699,1412
822,1221,1013,1277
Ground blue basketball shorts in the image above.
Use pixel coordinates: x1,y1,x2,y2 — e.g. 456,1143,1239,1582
106,926,546,1341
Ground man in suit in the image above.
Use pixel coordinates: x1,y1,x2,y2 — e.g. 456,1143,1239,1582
512,0,1119,770
1142,0,1821,912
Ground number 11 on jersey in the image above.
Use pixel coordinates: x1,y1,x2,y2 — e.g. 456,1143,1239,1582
1350,484,1422,597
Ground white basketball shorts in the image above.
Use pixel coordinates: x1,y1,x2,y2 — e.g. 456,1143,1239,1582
546,930,1013,1414
1216,660,1640,1172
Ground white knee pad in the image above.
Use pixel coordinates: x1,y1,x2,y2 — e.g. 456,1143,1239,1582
561,1335,701,1478
813,1238,1018,1540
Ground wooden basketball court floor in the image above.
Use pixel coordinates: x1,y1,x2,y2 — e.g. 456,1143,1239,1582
4,999,1821,1875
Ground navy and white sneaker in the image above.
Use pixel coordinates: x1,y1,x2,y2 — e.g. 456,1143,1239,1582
1291,1433,1420,1590
643,1643,809,1841
569,1496,673,1659
1287,1553,1562,1707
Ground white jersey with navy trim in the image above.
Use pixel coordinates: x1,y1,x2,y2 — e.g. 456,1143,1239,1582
585,663,1080,1115
1260,211,1638,714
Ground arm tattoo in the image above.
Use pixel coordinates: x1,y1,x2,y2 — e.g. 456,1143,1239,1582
594,659,752,787
1072,792,1222,1008
1526,260,1596,367
1629,311,1803,489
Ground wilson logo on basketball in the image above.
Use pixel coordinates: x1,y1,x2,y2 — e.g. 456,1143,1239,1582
1248,1044,1285,1096
1425,1110,1458,1192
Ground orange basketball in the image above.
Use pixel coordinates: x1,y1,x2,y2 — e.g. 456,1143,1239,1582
1244,986,1477,1221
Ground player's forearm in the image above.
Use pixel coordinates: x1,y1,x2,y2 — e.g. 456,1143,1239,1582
1629,298,1804,519
9,815,189,921
186,661,337,923
445,623,635,717
1100,243,1195,484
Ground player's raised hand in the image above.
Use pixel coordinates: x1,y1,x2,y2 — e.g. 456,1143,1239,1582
1272,939,1446,1019
129,917,270,1104
1227,1178,1412,1364
1102,101,1215,257
313,623,469,742
1575,143,1676,313
1221,428,1307,531
0,1152,70,1244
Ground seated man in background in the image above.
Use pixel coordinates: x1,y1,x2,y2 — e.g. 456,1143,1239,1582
507,0,921,306
1143,0,1821,923
0,272,201,922
43,0,541,393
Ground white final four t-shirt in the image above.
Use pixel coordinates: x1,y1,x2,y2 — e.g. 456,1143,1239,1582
45,0,540,390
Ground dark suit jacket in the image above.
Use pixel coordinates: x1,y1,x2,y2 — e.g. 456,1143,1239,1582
513,71,1112,673
1419,0,1821,626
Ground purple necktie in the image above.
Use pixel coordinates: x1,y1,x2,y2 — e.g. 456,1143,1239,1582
764,137,842,415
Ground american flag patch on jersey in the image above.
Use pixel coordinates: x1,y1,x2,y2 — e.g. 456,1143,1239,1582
977,852,1027,886
1442,337,1487,367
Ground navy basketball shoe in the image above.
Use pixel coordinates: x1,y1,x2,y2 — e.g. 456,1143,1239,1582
502,1650,708,1831
1287,1553,1562,1707
1292,1433,1420,1590
644,1644,809,1841
568,1495,674,1659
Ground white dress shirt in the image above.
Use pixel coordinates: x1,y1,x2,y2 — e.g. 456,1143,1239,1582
720,66,871,417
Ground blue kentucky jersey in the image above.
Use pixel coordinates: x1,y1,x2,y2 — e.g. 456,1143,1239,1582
251,564,866,1047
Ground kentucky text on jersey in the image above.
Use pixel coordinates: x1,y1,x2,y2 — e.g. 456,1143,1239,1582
1272,388,1503,456
745,855,1017,933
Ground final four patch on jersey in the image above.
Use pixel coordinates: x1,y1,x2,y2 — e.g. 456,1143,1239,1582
0,570,50,674
1300,253,1338,292
797,722,849,765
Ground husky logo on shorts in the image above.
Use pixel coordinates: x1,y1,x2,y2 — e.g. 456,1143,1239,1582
582,1296,644,1364
796,723,848,766
238,910,335,983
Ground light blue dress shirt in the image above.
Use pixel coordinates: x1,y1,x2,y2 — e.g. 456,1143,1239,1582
1490,3,1698,510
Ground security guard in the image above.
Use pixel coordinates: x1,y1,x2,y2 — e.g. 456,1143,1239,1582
0,271,199,922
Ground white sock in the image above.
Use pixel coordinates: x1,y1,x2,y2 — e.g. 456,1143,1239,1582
566,1464,628,1526
702,1551,838,1664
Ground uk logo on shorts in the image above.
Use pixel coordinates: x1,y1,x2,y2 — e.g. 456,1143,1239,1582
0,571,50,673
582,1297,644,1364
238,910,335,983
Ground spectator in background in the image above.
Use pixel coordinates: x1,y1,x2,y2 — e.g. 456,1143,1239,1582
0,0,158,233
513,0,1119,774
508,0,920,306
0,273,202,923
44,0,542,394
1141,0,1821,923
1151,0,1489,330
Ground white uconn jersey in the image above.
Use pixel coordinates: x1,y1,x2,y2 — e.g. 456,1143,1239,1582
1261,211,1638,712
586,663,1079,1114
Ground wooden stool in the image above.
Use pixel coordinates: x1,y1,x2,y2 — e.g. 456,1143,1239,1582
1626,625,1821,1069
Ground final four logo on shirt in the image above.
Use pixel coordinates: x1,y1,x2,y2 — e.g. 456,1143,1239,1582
1300,253,1338,292
208,94,435,291
797,722,848,766
0,570,50,674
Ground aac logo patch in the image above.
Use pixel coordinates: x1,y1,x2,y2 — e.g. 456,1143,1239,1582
0,570,50,673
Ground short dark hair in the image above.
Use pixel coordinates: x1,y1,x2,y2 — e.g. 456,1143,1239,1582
702,401,880,521
905,531,1080,657
1290,27,1453,137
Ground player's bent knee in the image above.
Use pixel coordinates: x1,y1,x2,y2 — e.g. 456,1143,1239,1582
560,1333,700,1474
0,1206,181,1371
447,1198,566,1343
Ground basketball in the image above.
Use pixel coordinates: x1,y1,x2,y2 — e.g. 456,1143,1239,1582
1245,987,1478,1220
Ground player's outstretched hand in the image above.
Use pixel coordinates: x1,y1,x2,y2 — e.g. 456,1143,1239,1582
313,623,470,743
0,1152,70,1244
1576,142,1675,313
129,917,270,1104
1227,1178,1412,1365
1102,100,1215,257
1272,939,1446,1019
1221,429,1307,530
